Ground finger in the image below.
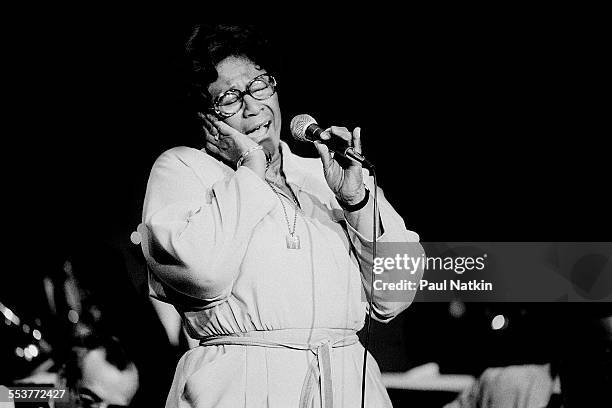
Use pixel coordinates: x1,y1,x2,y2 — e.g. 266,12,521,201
319,129,332,140
198,112,214,129
201,120,219,142
329,126,353,143
199,114,220,140
314,140,333,170
352,127,362,154
203,124,218,140
208,134,230,150
212,118,243,138
204,129,221,146
202,122,219,140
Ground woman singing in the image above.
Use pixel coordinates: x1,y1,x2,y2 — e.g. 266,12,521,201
139,24,423,407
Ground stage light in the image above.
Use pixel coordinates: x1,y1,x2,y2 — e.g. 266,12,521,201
491,314,506,330
130,230,142,245
33,329,41,340
1,305,20,326
27,344,39,358
449,300,466,318
2,307,13,320
22,324,30,334
15,347,24,358
68,310,79,323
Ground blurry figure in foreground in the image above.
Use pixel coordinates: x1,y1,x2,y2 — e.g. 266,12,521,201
12,334,139,408
444,304,612,408
59,334,139,407
3,242,177,407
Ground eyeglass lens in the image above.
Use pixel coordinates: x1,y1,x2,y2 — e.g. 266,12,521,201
215,74,275,117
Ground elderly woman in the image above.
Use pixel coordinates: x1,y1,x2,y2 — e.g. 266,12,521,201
139,24,423,408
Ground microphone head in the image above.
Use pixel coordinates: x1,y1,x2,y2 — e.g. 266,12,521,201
290,114,317,142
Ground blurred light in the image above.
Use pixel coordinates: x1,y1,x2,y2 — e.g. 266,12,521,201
27,344,39,358
22,324,30,334
2,308,13,321
33,329,41,340
24,348,32,360
89,305,102,322
15,347,24,358
1,306,20,326
68,310,79,323
491,314,506,330
130,230,142,245
34,318,42,326
39,339,51,353
76,322,92,338
1,304,21,326
449,300,466,318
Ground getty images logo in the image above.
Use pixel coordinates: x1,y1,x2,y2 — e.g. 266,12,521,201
373,253,488,275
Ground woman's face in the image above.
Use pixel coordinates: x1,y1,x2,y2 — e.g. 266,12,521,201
207,56,282,157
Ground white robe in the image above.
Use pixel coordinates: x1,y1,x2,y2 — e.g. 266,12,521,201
140,142,422,407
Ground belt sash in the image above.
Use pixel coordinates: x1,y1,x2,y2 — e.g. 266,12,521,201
198,329,359,408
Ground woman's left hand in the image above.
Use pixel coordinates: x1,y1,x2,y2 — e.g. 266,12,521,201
314,126,366,205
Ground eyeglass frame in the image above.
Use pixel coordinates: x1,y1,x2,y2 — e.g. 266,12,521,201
209,73,277,119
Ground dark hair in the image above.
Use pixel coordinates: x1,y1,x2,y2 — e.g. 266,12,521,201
185,24,280,112
61,334,133,389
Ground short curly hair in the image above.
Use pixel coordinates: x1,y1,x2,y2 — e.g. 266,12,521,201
185,24,280,112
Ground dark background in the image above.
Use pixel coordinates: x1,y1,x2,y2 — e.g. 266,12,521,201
12,15,608,248
3,10,609,407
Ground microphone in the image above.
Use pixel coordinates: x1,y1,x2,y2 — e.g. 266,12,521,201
290,114,373,169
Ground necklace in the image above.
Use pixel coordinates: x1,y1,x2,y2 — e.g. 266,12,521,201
266,180,301,249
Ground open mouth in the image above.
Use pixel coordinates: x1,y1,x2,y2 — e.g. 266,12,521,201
245,120,272,138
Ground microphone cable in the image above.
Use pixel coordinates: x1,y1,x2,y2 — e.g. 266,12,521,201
360,167,378,408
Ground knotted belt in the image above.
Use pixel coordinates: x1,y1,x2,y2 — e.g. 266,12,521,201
198,329,359,408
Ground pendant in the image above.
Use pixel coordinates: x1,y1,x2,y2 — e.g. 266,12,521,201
286,234,301,249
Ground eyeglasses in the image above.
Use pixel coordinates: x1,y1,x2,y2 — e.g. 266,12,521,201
211,73,277,118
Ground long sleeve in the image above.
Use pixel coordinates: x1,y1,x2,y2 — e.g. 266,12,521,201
140,147,277,304
344,175,424,323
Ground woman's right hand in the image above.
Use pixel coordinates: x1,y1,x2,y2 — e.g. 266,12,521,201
199,113,267,178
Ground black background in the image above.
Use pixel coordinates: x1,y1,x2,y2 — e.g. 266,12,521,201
13,15,607,254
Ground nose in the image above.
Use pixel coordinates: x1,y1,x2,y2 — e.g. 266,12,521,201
242,94,264,117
